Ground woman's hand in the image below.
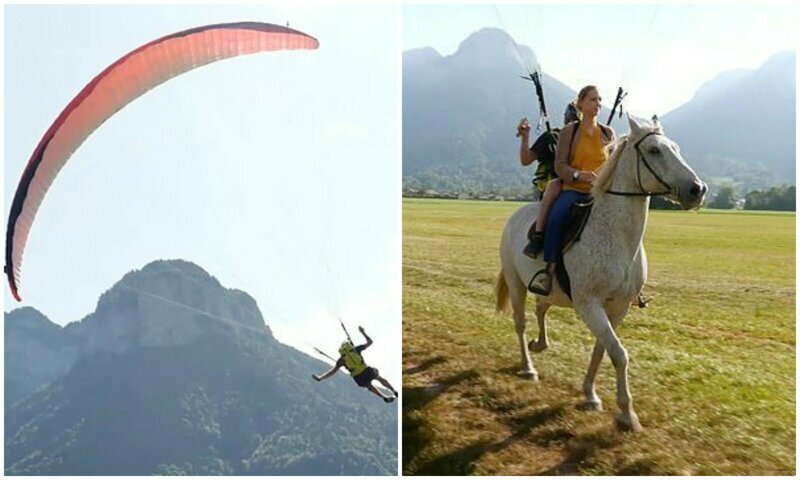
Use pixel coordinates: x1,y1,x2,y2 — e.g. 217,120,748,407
517,118,531,138
577,171,598,184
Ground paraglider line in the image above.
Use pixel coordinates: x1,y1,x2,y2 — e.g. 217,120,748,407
117,284,269,336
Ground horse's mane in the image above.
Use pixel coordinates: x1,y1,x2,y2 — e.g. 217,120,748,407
593,126,665,196
592,135,629,196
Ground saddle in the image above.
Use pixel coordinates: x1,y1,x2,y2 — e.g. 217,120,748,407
527,198,595,299
555,198,594,299
527,199,650,307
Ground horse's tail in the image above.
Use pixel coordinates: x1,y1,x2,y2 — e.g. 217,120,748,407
494,269,511,316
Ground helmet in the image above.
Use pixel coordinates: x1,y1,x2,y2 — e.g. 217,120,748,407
564,101,580,124
339,341,355,356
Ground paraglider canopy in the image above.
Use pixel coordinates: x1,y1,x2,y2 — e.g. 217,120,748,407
5,22,318,301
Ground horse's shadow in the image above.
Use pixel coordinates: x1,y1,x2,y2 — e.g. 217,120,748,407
403,368,481,473
403,355,447,376
412,406,637,475
411,404,570,475
403,359,650,475
533,428,646,475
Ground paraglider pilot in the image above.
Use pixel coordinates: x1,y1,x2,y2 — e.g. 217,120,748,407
312,326,398,403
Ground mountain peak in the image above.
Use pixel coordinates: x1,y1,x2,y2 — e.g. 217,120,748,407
120,259,222,288
451,27,539,72
760,50,795,69
459,27,516,51
80,259,271,354
5,306,55,329
661,49,795,181
404,46,442,61
402,47,444,74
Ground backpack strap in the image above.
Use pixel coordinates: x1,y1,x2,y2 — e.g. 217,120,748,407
599,124,612,141
567,121,612,162
566,121,580,163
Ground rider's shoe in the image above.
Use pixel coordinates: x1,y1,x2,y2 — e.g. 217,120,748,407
523,231,545,259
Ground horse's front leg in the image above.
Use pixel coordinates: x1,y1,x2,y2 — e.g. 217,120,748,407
575,297,641,431
508,274,538,380
581,299,631,411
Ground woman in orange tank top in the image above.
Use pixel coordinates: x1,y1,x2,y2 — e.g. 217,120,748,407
528,86,616,295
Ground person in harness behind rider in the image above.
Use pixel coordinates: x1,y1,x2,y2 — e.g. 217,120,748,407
312,326,398,403
518,101,581,258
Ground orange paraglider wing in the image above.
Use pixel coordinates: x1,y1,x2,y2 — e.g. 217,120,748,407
5,22,318,301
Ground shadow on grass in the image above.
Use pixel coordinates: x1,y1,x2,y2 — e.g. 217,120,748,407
534,428,627,475
409,404,568,475
616,457,658,475
409,441,495,475
404,370,481,414
407,401,648,475
403,356,447,375
403,369,481,473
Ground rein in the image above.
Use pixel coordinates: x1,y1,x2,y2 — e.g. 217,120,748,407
606,131,673,197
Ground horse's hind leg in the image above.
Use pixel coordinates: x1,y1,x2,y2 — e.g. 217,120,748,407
582,340,604,410
507,272,538,380
528,297,550,353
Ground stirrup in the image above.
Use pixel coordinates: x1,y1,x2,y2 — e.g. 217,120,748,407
635,293,650,308
527,268,552,295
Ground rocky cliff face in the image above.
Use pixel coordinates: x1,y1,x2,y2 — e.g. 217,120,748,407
72,260,271,354
6,260,273,402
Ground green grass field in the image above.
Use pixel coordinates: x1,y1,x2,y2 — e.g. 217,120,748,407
403,198,795,475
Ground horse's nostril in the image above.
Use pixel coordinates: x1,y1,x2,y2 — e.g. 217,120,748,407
690,181,706,197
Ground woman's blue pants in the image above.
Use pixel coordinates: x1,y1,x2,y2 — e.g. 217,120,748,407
543,190,589,263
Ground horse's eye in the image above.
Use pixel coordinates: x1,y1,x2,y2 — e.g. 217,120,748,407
648,147,661,155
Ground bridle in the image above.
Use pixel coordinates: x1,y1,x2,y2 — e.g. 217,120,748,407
606,131,673,197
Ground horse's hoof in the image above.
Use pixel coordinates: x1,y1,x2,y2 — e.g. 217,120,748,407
518,370,539,381
580,399,603,411
615,412,643,432
528,340,549,353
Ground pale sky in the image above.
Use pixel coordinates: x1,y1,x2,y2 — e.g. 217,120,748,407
3,5,401,384
403,3,797,117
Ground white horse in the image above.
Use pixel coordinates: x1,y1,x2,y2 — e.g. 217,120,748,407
495,115,707,431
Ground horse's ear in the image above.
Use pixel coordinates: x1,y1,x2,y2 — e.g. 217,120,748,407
627,114,643,135
651,114,664,133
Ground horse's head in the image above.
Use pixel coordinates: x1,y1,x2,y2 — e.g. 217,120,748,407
618,115,707,209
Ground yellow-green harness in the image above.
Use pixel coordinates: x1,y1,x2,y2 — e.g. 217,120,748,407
339,342,367,376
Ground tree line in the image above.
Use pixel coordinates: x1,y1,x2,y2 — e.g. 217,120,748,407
706,184,795,211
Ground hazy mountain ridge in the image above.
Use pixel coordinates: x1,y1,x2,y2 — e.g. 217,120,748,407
404,29,599,196
403,29,795,196
5,259,397,475
4,307,82,407
661,50,796,184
